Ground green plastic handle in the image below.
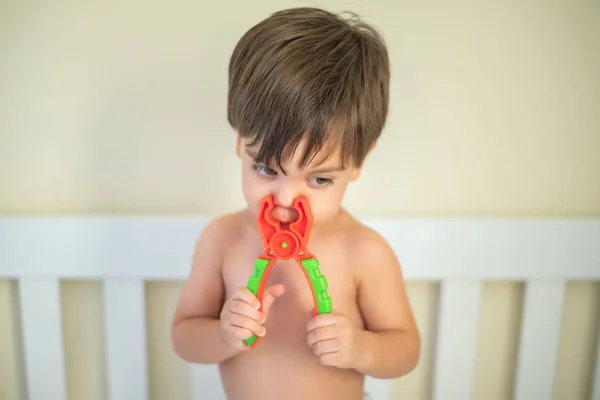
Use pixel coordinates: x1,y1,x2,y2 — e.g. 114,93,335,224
244,257,332,347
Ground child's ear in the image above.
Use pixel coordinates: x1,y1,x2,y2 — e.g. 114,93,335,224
235,134,241,158
367,140,377,156
350,168,361,181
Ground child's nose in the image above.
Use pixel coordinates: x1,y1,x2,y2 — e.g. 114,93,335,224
274,189,297,208
272,190,301,222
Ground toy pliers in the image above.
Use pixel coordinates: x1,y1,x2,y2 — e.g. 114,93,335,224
244,195,332,347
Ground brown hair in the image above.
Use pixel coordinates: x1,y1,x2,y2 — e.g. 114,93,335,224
227,7,389,171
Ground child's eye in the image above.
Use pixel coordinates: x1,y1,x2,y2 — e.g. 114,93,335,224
252,164,278,176
308,176,333,187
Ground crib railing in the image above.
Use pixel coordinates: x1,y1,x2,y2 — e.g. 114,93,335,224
1,217,599,400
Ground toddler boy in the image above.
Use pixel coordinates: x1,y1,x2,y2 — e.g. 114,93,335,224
172,7,420,400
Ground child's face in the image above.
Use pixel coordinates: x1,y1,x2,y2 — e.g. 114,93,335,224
236,135,362,226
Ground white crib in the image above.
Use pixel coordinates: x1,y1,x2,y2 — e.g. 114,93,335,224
0,217,599,400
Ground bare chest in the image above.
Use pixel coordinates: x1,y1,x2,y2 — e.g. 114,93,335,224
217,231,366,400
221,239,364,334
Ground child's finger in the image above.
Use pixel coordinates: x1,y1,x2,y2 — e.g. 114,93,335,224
307,325,338,347
229,313,266,337
311,338,340,356
233,326,257,341
306,313,338,332
260,284,285,317
228,299,262,322
231,287,261,309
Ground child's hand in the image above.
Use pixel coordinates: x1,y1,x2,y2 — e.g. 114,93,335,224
306,312,366,369
220,284,285,350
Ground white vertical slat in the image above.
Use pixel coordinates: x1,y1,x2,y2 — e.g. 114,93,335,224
364,376,392,400
189,363,227,400
513,281,565,400
18,278,68,400
593,333,600,400
104,279,149,400
432,280,482,400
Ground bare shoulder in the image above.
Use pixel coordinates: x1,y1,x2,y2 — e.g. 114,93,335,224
338,212,400,274
193,210,248,262
173,210,250,323
338,211,417,338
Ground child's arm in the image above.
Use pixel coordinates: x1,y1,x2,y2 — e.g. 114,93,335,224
171,219,243,364
353,232,421,379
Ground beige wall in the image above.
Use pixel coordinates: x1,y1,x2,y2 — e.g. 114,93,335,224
0,1,599,399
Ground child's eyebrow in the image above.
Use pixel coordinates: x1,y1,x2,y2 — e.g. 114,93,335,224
245,146,343,174
307,166,345,174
